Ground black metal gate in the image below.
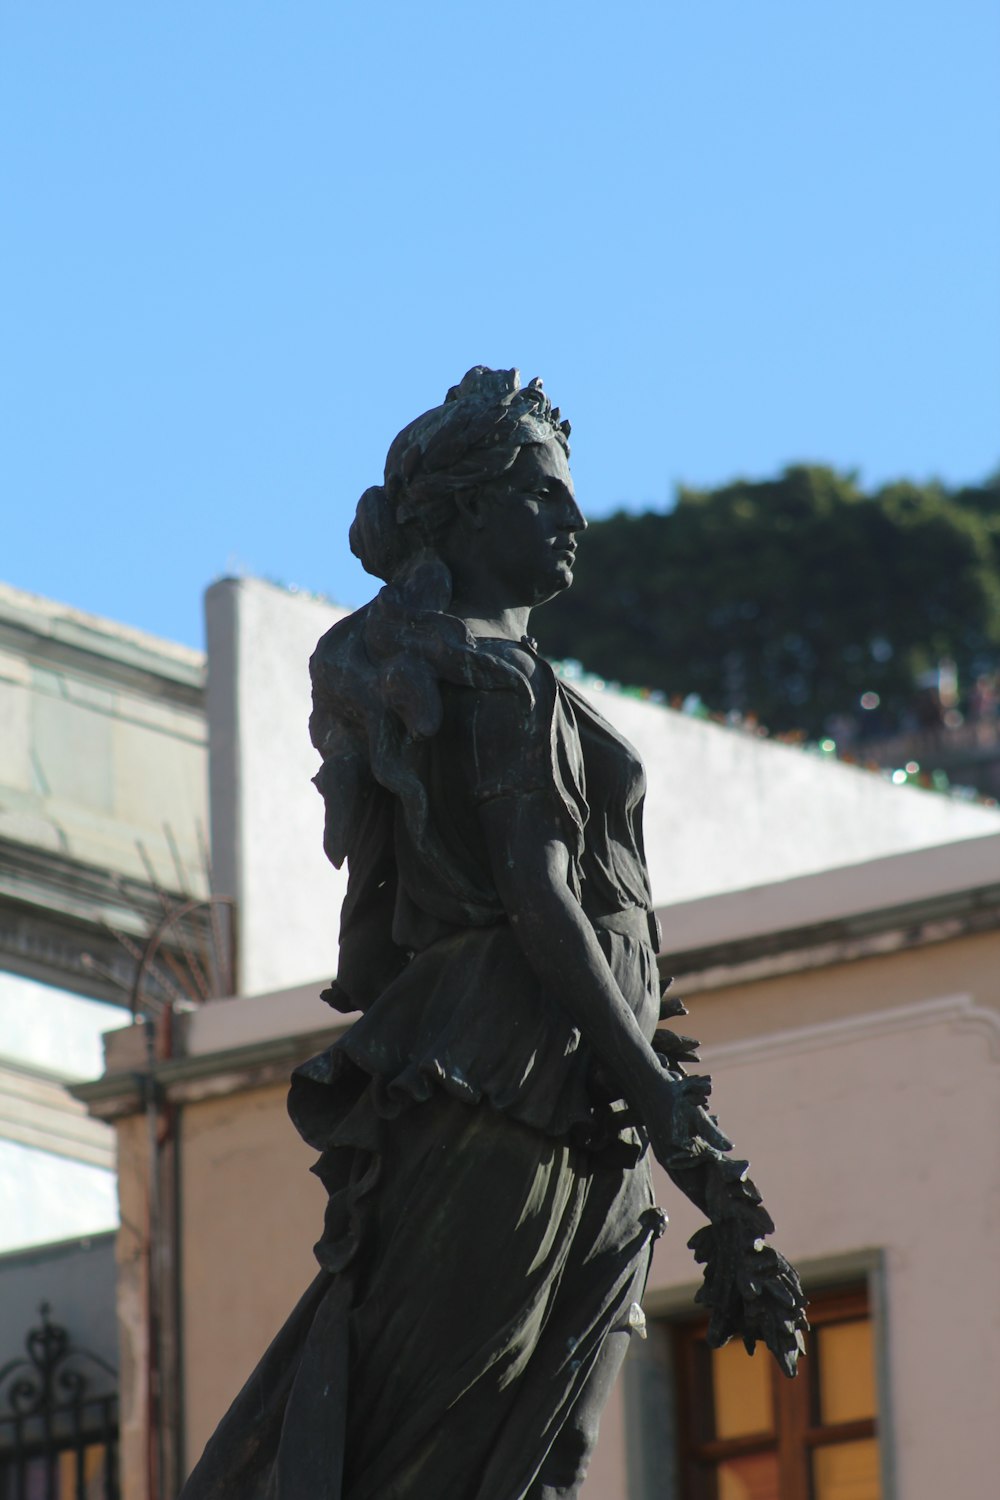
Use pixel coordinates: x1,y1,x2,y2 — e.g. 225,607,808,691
0,1305,118,1500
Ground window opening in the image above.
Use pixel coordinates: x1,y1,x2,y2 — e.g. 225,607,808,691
671,1284,880,1500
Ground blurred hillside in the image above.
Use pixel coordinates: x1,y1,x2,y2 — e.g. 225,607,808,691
541,467,1000,796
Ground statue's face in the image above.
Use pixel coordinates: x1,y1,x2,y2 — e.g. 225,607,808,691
476,438,587,607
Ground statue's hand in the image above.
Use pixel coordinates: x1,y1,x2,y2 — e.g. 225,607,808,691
643,1067,734,1171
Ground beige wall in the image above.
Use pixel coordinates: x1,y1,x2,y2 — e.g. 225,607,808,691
110,925,1000,1499
116,1113,152,1500
598,929,1000,1499
179,1084,323,1468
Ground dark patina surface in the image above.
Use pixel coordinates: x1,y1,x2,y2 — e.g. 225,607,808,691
180,368,806,1500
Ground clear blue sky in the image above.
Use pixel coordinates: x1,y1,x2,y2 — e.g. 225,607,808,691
3,1,998,648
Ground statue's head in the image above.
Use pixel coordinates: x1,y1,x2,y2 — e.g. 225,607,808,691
349,367,578,592
313,370,582,831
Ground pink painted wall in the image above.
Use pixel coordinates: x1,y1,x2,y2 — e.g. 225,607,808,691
583,931,1000,1498
147,930,1000,1498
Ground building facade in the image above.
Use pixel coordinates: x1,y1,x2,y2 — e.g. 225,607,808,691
73,577,1000,1500
0,580,209,1252
80,833,1000,1500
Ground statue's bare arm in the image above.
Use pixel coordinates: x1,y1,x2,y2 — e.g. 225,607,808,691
478,788,808,1375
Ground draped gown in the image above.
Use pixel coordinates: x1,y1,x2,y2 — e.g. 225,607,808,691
179,631,668,1500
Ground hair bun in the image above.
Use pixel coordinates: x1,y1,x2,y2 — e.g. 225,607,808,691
349,486,408,582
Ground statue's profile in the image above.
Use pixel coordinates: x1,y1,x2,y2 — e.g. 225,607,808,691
180,367,807,1500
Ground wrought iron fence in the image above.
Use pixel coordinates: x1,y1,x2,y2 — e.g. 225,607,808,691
0,1305,118,1500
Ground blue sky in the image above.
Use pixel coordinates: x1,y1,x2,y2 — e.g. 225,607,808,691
3,1,998,648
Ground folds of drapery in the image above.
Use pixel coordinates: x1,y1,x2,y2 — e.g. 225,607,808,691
178,1084,658,1500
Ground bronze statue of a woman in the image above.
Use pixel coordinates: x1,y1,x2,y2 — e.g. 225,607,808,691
180,367,806,1500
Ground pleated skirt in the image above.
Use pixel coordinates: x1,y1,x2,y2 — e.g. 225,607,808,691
178,1082,657,1500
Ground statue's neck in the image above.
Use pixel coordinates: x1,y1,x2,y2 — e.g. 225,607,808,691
447,600,532,643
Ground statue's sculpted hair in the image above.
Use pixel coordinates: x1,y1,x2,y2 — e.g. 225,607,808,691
349,366,571,584
311,368,569,913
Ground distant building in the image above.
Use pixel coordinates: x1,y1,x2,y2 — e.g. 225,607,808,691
87,834,1000,1500
833,660,1000,800
0,580,208,1251
862,716,1000,800
0,582,209,1497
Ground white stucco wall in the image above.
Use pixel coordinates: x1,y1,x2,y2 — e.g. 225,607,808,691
205,578,350,995
573,678,1000,907
208,577,999,996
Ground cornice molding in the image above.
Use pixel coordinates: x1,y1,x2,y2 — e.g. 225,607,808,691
74,987,1000,1128
0,593,204,710
71,1023,342,1121
0,838,212,1004
662,885,1000,994
0,1058,115,1169
702,992,1000,1069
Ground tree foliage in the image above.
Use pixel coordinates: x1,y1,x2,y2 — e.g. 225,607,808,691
539,466,1000,736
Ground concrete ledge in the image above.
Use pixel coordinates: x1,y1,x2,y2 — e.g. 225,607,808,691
0,580,204,704
0,1058,115,1168
658,832,1000,988
75,832,1000,1120
658,831,1000,953
182,981,354,1056
73,1022,345,1121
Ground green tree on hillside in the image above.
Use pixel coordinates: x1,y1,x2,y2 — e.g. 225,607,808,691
539,467,1000,736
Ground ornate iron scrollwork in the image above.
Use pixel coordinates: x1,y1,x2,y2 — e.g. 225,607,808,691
0,1303,116,1425
0,1301,119,1497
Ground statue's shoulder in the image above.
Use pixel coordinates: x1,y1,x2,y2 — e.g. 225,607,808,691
309,603,372,685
